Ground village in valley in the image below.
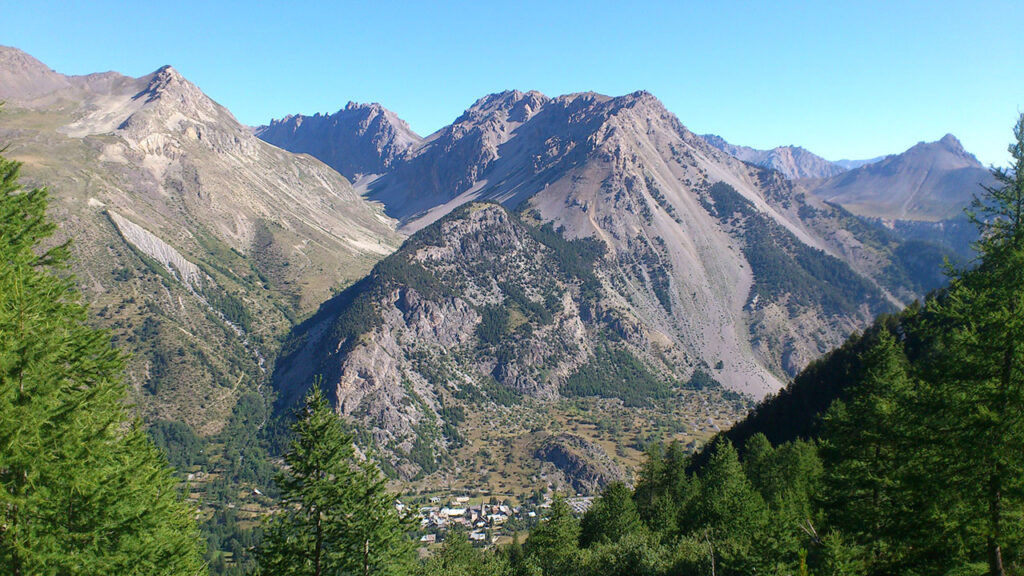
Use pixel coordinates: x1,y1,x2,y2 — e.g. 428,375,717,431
406,495,595,547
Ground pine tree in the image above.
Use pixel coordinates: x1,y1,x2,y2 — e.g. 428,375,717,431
919,113,1024,576
0,155,204,574
743,435,822,574
256,385,413,576
341,458,415,576
686,439,767,575
632,441,694,538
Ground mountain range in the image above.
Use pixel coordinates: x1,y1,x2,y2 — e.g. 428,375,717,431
699,134,847,180
701,131,993,221
259,89,980,483
0,46,400,434
0,45,991,492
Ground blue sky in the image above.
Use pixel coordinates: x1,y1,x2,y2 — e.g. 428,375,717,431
4,1,1022,166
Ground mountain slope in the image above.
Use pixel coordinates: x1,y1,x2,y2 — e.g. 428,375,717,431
262,90,972,494
274,202,750,486
701,134,847,180
0,46,401,433
810,134,994,221
266,89,955,402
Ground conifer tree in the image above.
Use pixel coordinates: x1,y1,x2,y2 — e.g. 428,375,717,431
0,155,204,574
920,113,1024,576
579,482,643,548
819,330,914,572
524,495,582,576
256,385,413,576
341,458,415,576
686,439,767,575
632,441,694,537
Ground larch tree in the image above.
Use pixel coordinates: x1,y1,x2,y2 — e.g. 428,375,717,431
523,495,582,576
0,154,205,575
820,329,919,573
579,481,643,548
920,113,1024,576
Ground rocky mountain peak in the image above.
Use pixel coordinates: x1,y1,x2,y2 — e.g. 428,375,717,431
345,100,381,112
135,65,210,108
935,133,979,164
902,133,982,170
939,133,961,147
256,100,421,180
613,89,660,109
455,90,550,126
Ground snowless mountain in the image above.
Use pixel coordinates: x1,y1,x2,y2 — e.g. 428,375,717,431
0,46,400,433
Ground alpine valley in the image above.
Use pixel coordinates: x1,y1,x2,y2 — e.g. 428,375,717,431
1,45,988,500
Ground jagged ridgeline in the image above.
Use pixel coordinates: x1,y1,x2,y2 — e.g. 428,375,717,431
273,202,739,481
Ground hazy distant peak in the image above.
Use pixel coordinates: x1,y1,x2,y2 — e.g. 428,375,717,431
902,133,981,169
939,133,960,146
812,133,992,220
255,100,422,180
700,133,846,180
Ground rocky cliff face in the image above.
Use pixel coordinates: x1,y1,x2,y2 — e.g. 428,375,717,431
0,47,401,433
810,134,994,221
534,434,625,494
255,101,421,181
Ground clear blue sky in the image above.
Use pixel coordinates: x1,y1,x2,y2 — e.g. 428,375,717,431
5,1,1022,166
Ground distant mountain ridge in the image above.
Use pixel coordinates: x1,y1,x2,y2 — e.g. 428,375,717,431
700,134,847,180
810,134,994,221
833,156,887,170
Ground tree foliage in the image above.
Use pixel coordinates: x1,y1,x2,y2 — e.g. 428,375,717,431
0,154,204,574
256,385,414,576
515,114,1024,576
916,112,1024,576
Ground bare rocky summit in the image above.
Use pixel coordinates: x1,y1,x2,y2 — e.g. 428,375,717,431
256,102,422,181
